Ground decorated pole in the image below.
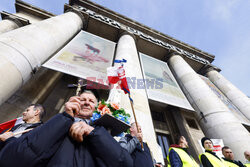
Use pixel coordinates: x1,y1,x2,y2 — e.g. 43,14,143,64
107,59,144,150
128,94,144,150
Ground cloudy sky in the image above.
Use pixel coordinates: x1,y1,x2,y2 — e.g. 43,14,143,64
1,0,250,96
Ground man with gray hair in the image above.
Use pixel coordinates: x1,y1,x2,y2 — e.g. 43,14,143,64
0,90,133,167
119,122,162,167
0,104,45,149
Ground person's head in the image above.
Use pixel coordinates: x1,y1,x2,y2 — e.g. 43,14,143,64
130,122,141,137
22,104,45,123
174,135,188,148
76,90,98,119
201,137,213,151
244,151,250,161
222,146,234,160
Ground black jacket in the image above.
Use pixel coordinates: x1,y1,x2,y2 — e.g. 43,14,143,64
0,122,42,150
200,150,221,167
0,112,133,167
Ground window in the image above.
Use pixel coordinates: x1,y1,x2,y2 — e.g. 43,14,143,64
151,110,165,122
185,117,199,130
156,133,171,161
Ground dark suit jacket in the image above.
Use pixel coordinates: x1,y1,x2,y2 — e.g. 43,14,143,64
0,122,42,150
0,112,133,167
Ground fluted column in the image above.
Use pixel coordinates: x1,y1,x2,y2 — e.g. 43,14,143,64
111,32,164,164
0,11,84,105
207,69,250,120
0,19,20,34
168,54,250,161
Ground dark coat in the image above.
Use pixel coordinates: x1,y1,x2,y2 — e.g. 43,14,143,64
168,145,183,167
121,134,154,167
0,112,133,167
0,122,42,150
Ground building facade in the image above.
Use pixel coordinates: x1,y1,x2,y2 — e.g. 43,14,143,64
0,0,250,164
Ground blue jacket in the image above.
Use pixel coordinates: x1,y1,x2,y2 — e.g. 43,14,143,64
0,112,133,167
120,134,154,167
168,145,191,167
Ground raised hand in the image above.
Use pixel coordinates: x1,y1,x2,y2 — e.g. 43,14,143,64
0,132,14,142
65,96,81,117
69,121,94,142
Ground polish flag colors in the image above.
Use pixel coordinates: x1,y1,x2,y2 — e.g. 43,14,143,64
0,117,23,133
107,64,130,94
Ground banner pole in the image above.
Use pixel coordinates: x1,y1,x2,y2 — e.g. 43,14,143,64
128,94,144,150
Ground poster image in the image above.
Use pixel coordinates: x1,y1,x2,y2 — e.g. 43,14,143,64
43,30,116,85
140,53,193,111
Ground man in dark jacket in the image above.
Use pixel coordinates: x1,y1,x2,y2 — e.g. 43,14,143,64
222,146,245,167
199,137,225,167
168,135,199,167
0,104,44,150
119,122,161,167
0,90,132,167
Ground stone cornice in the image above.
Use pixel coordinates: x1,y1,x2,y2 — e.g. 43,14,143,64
70,0,215,63
65,4,211,65
15,0,55,19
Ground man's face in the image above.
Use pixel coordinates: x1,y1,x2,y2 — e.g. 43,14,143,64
77,93,97,119
130,124,141,135
245,151,250,161
204,140,213,151
179,136,189,148
223,148,234,160
22,106,37,122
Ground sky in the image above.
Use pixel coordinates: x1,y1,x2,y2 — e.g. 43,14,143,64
0,0,250,96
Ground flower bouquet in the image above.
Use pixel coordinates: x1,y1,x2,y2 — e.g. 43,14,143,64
90,100,131,136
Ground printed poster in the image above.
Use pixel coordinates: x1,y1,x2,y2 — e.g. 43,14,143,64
139,53,193,111
43,30,116,85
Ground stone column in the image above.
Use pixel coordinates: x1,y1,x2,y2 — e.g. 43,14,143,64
111,32,164,163
168,53,250,161
0,18,21,34
0,10,84,105
207,69,250,120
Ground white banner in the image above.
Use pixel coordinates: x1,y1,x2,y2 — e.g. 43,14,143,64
139,53,193,111
43,30,116,85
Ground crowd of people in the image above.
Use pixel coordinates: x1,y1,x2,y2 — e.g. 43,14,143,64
168,136,250,167
0,90,249,167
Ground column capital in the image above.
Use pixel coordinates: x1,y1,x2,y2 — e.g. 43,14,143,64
165,51,184,62
169,51,183,57
117,30,137,43
205,66,221,73
1,11,30,27
197,63,221,75
65,7,86,30
4,16,23,27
